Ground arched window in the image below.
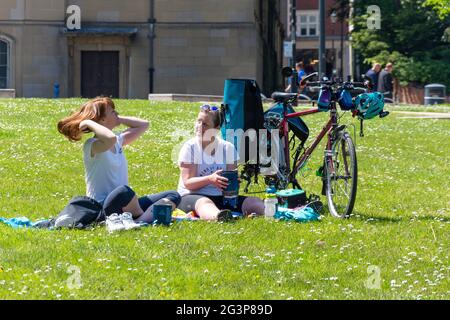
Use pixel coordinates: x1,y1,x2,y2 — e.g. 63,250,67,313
0,39,8,89
0,39,9,89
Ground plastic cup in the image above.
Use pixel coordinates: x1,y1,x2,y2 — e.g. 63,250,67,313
152,204,172,226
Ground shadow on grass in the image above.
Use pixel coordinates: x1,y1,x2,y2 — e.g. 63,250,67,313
348,210,450,224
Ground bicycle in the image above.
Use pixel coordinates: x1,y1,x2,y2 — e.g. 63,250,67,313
240,69,389,218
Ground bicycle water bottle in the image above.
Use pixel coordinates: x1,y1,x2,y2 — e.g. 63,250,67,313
264,186,278,219
221,170,239,209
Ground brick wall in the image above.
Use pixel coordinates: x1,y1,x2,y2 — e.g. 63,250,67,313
296,0,347,37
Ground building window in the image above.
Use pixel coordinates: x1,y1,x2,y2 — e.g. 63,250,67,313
297,11,318,37
0,40,8,89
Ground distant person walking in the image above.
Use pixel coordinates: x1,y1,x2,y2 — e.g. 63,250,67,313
377,63,394,99
285,61,306,92
365,63,381,91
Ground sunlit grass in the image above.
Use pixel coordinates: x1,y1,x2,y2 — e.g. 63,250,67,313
0,98,448,300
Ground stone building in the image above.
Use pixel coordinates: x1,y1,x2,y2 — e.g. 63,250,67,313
0,0,285,98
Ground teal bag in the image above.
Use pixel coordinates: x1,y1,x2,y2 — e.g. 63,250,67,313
274,206,320,223
354,92,385,119
220,79,265,163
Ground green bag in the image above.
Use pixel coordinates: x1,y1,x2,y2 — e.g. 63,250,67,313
354,92,385,120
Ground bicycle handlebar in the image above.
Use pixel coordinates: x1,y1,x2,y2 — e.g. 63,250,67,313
300,72,318,84
305,82,370,96
304,80,368,88
306,81,321,86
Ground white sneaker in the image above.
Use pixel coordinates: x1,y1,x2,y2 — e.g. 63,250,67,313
106,213,126,232
119,212,141,230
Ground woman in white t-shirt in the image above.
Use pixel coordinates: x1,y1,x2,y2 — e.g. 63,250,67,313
57,97,180,223
177,105,264,221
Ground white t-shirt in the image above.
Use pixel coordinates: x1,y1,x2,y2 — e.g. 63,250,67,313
177,137,239,197
83,133,128,203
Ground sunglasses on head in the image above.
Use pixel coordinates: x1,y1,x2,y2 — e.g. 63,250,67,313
200,104,219,111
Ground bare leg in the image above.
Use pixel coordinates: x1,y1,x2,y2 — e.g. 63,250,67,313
195,197,221,221
135,198,177,223
241,197,265,217
122,195,144,219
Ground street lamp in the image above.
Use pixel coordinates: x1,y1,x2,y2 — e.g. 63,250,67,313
340,14,344,79
330,11,337,79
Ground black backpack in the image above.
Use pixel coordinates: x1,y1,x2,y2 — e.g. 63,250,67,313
51,196,105,229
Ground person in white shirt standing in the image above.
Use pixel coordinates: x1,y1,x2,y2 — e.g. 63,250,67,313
57,97,180,223
177,105,264,221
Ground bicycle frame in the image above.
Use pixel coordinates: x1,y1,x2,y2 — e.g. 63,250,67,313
239,73,372,193
279,100,340,188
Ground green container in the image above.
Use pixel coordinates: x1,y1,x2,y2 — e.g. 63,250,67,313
276,189,306,209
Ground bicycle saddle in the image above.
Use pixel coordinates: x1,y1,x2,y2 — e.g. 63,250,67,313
271,92,297,103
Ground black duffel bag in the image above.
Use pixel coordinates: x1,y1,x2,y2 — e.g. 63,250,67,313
51,196,105,229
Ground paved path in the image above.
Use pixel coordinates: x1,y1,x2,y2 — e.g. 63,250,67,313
393,111,450,119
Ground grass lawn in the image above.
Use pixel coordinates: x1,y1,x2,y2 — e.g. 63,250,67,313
0,98,448,300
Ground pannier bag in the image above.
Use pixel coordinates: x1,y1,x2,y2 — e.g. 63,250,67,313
220,79,265,163
338,89,355,110
317,87,332,111
264,103,309,143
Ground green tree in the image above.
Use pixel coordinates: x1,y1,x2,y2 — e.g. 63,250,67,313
350,0,450,87
424,0,450,20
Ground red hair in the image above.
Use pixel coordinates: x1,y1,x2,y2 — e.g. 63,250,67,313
57,97,115,142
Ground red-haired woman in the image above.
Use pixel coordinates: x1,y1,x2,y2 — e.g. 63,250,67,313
57,97,180,224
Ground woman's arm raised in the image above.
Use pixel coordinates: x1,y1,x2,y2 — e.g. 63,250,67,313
79,120,117,156
118,116,149,146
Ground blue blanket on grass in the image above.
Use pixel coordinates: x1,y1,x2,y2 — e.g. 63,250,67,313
0,217,50,229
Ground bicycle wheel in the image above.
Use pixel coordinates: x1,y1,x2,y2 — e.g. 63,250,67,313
324,132,357,218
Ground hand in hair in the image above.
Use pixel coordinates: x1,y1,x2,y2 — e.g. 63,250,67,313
57,96,115,142
79,120,92,133
77,120,117,156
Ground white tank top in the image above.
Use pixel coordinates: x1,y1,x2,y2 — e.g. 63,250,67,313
83,133,128,203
